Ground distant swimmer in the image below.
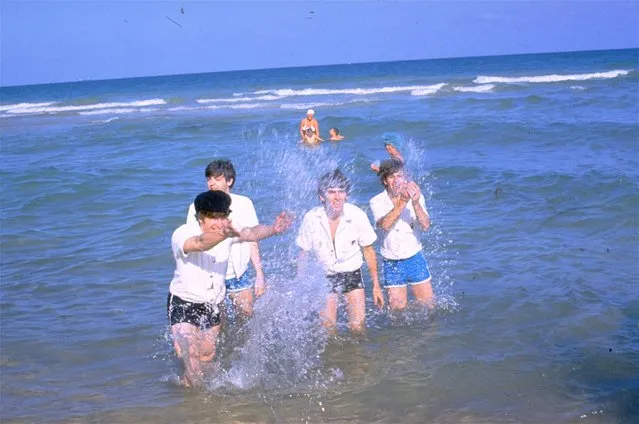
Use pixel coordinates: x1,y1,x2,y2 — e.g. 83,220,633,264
167,191,292,387
370,142,404,172
301,127,324,146
300,109,320,141
328,127,345,141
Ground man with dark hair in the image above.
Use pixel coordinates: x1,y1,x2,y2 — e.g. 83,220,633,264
296,170,384,335
370,159,435,312
187,159,265,317
170,190,292,387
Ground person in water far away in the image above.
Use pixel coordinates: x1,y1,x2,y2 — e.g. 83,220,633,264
328,127,345,141
371,142,404,172
300,109,320,141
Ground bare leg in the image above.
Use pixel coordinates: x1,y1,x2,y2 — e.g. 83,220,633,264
410,279,435,311
171,323,203,387
198,325,221,362
320,293,339,335
171,323,221,387
344,288,366,335
387,286,408,311
229,289,254,317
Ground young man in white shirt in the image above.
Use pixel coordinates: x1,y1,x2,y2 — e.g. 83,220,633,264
369,159,435,311
186,159,264,317
169,190,292,387
296,170,384,334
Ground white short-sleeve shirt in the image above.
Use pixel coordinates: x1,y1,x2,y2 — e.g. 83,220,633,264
187,193,259,280
296,203,377,275
169,224,235,305
370,190,427,260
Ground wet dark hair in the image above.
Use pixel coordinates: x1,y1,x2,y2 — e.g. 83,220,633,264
377,158,404,185
205,159,236,189
330,127,340,135
194,190,232,220
318,169,351,197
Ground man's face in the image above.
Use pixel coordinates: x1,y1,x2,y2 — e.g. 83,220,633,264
385,171,408,195
329,128,336,137
321,187,347,216
199,214,230,234
207,174,232,193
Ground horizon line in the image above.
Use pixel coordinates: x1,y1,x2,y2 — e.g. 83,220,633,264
1,46,637,90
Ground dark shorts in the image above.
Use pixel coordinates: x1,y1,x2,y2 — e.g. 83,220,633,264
327,269,364,294
167,293,221,330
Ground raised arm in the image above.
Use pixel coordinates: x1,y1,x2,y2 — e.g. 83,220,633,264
375,193,410,231
407,182,430,231
183,229,235,253
238,211,293,242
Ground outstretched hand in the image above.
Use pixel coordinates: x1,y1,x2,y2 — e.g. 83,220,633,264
273,211,294,234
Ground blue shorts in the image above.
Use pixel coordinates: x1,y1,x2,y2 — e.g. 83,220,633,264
383,252,432,288
225,272,252,293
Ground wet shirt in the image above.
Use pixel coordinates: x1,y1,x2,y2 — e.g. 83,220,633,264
370,191,427,260
296,203,377,275
169,224,236,305
187,193,259,280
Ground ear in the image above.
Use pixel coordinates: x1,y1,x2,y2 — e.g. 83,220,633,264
318,194,325,203
228,177,235,187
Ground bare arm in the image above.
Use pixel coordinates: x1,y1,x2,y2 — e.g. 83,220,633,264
238,211,293,242
413,199,430,231
183,230,233,253
407,182,430,231
250,242,266,296
376,194,410,231
362,245,384,308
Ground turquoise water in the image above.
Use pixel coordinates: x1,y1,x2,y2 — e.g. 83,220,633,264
1,48,638,423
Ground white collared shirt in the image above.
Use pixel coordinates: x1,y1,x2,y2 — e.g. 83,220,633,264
169,224,235,305
296,203,377,275
187,193,259,279
370,190,427,260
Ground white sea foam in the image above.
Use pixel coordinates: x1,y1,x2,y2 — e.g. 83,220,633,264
410,83,447,96
79,107,158,116
196,94,282,104
280,99,371,110
205,102,271,110
5,99,166,115
248,84,448,97
0,102,57,113
453,84,495,93
473,69,630,84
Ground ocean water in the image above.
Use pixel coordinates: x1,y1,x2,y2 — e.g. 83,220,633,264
1,48,638,423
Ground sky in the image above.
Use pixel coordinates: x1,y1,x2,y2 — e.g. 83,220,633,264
1,0,638,87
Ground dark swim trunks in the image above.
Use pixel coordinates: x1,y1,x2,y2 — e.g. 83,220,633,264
167,293,221,330
326,269,364,294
